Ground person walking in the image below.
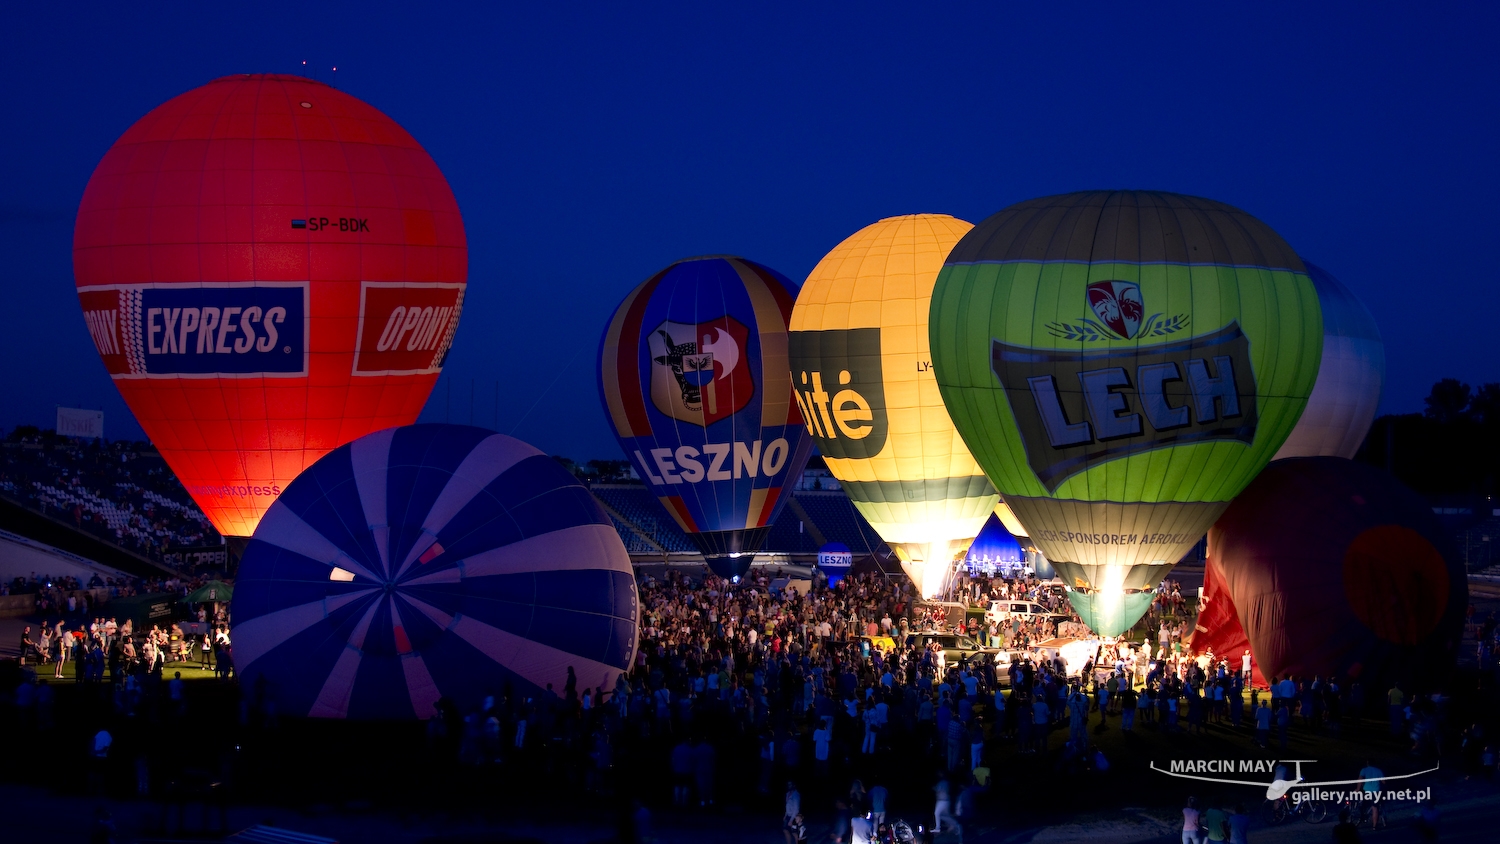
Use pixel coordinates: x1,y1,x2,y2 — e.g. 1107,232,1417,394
933,780,962,841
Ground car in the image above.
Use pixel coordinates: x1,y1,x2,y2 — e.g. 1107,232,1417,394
906,632,989,664
984,599,1065,625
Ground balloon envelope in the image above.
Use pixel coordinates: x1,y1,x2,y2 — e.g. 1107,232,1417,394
817,541,854,584
232,424,638,719
1272,261,1384,460
1190,552,1265,687
931,191,1322,635
73,74,466,537
1208,457,1465,688
789,215,997,598
599,256,813,580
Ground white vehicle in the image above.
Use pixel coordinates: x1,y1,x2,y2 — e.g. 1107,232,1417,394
985,599,1067,626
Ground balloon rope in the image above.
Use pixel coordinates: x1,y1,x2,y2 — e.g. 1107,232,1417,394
509,343,587,436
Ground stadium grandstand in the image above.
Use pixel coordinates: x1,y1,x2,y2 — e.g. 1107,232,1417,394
592,483,890,563
0,427,219,572
0,427,892,575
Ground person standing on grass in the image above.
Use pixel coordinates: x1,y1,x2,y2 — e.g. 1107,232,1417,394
1181,797,1203,844
1255,699,1272,748
1387,683,1405,736
52,624,67,678
1032,693,1050,753
869,782,888,829
1202,804,1229,844
19,625,34,666
1226,804,1250,844
1358,760,1385,829
1120,683,1137,732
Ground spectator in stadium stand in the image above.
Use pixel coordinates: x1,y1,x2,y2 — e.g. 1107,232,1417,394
0,429,220,567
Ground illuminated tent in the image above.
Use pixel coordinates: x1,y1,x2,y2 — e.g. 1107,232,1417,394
599,256,813,580
930,191,1322,636
1208,457,1466,688
964,512,1023,567
1272,261,1384,460
73,74,466,537
789,215,997,598
232,424,638,719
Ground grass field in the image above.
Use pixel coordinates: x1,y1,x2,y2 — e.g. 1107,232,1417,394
19,653,225,681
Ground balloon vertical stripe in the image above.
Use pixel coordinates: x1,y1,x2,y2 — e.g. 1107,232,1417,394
931,191,1321,635
234,423,638,719
598,256,814,579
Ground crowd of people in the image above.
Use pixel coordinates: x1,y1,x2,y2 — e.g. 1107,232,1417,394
4,569,228,616
414,565,1428,840
18,615,231,685
12,567,234,697
1,558,1487,842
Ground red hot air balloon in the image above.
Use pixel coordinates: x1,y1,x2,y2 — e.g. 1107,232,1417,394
1205,457,1467,690
73,74,467,537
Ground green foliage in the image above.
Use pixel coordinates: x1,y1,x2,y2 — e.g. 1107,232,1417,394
1360,378,1500,495
1423,378,1473,424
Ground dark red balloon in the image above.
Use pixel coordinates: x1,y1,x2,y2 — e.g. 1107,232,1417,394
1206,457,1465,689
1191,555,1264,687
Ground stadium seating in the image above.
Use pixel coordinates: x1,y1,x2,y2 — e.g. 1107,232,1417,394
591,484,890,558
0,429,897,568
591,485,697,552
790,491,887,555
0,436,216,564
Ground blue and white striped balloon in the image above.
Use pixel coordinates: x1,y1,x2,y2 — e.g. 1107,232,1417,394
232,424,639,720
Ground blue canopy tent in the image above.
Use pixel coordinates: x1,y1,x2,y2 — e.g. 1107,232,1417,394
964,513,1024,576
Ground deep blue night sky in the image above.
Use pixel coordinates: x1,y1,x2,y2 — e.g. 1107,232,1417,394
3,4,1497,459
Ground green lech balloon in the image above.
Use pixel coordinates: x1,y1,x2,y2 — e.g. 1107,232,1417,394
930,191,1321,636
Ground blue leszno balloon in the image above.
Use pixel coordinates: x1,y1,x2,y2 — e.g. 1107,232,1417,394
599,256,814,579
232,424,639,720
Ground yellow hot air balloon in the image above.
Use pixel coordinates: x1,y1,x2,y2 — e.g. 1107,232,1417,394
789,215,998,597
993,501,1030,541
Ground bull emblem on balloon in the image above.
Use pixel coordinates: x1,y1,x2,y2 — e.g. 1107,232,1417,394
653,330,710,408
647,318,753,426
